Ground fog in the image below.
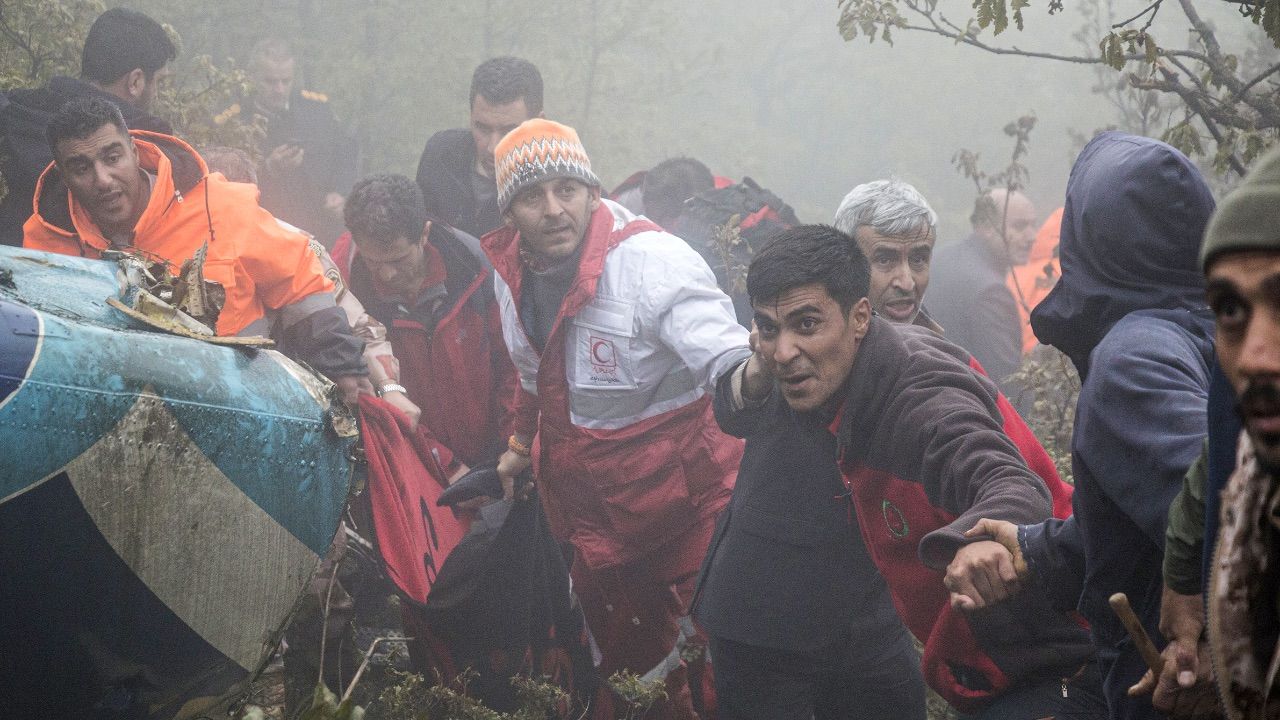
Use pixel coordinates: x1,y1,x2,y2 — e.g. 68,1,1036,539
125,0,1262,240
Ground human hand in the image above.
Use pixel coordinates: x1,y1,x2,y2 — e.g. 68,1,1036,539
964,518,1026,575
445,463,494,511
1128,588,1220,717
742,321,772,402
265,143,305,173
379,390,420,428
945,539,1023,611
334,375,374,409
496,447,534,501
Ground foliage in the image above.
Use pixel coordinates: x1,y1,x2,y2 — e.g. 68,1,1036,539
154,51,260,156
0,0,103,89
709,213,751,296
952,114,1035,193
950,113,1078,480
369,667,669,720
1070,0,1176,147
606,670,668,720
297,681,367,720
0,0,258,155
836,0,1280,178
1009,347,1079,481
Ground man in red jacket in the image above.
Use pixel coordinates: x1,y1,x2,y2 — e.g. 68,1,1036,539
485,119,750,719
833,179,1073,519
695,225,1098,720
334,173,515,475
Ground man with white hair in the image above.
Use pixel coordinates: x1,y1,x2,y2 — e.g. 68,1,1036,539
834,180,941,331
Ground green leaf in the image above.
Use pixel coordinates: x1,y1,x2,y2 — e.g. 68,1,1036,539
1262,0,1280,48
1099,33,1126,71
974,0,995,30
1243,132,1269,165
299,683,340,720
994,0,1009,35
1011,0,1029,31
334,699,365,720
1162,122,1205,158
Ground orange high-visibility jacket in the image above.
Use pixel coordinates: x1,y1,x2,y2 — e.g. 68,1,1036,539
23,130,335,337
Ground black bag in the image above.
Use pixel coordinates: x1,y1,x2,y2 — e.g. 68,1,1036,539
669,178,800,327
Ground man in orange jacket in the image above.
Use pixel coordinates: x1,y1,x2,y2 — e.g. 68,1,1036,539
23,97,368,400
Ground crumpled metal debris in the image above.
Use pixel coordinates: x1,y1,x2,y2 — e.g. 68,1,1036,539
327,385,360,439
105,245,272,347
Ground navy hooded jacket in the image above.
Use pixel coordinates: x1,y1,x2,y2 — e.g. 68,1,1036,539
1019,132,1215,720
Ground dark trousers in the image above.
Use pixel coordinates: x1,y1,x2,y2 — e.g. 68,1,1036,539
962,661,1107,720
709,626,926,720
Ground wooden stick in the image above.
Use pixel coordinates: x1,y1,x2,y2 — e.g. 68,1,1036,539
1110,592,1166,676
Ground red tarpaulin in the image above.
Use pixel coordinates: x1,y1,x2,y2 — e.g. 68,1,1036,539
358,395,468,605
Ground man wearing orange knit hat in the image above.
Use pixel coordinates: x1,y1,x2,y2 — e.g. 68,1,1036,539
482,119,750,718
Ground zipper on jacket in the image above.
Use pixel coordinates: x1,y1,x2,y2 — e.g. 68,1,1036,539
160,188,184,216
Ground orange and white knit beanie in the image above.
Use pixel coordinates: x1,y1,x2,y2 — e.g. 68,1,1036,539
494,119,601,212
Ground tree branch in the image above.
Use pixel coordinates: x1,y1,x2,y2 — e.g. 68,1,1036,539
1112,0,1164,31
896,0,1133,65
1236,60,1280,98
1174,0,1245,96
0,5,42,82
1162,54,1228,114
1156,65,1248,175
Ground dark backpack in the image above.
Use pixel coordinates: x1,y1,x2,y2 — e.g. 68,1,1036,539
669,177,800,327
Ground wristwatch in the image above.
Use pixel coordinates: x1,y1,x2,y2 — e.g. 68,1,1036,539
376,382,407,398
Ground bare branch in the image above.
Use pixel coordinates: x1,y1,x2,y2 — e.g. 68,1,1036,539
1174,0,1245,96
1112,0,1164,31
341,636,410,704
1235,59,1280,99
895,0,1153,65
0,5,42,81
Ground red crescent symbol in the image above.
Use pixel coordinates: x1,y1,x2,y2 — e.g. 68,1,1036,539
591,338,615,366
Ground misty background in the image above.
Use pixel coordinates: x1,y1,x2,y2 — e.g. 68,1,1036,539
120,0,1265,242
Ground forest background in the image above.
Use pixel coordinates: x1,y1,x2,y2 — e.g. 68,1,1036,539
4,0,1279,714
7,0,1274,242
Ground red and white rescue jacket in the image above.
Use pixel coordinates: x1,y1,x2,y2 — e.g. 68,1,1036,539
483,200,750,570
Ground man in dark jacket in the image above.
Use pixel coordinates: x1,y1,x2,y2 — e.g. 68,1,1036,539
235,38,357,247
1195,144,1280,719
927,189,1038,391
0,7,175,246
695,225,1096,720
833,179,1076,520
950,132,1216,720
414,57,542,238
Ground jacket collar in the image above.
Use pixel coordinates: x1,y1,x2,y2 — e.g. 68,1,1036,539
482,199,657,318
912,305,945,334
836,317,906,464
31,130,208,255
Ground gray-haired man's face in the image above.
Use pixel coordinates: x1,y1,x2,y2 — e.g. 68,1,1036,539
854,225,934,324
